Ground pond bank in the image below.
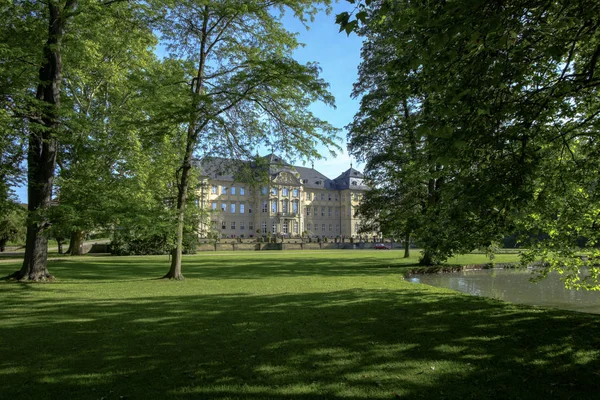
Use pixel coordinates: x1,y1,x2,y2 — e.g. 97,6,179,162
405,261,543,276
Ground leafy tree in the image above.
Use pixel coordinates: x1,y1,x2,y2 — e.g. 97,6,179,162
2,1,164,277
0,204,27,252
349,87,434,262
158,0,340,279
110,193,203,255
0,1,40,250
342,0,600,287
1,1,108,279
53,6,169,256
0,127,25,218
0,0,80,280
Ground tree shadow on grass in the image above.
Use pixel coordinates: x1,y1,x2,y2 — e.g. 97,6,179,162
16,253,415,283
0,287,598,399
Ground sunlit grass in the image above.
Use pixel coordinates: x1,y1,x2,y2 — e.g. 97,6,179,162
0,250,598,399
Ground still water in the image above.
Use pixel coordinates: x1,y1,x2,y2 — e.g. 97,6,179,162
407,268,600,314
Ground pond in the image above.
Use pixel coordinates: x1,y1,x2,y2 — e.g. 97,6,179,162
407,268,600,314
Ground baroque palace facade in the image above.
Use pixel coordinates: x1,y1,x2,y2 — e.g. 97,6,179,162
196,154,369,238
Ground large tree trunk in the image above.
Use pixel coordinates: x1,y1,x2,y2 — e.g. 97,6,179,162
7,2,75,281
68,230,86,256
19,118,58,281
164,142,193,280
403,231,410,258
163,5,209,280
419,250,434,266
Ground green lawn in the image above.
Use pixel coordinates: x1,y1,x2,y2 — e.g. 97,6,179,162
1,251,599,399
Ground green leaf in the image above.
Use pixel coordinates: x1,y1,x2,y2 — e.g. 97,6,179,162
356,11,368,24
345,20,359,36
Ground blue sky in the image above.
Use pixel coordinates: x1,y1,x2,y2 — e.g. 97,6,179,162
13,2,363,203
283,2,364,177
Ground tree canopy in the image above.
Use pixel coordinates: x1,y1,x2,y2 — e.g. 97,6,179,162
342,0,600,288
158,0,340,279
2,0,340,280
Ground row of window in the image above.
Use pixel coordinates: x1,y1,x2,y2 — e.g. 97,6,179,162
264,200,299,213
304,192,362,202
211,185,246,196
261,187,301,197
213,200,301,214
305,191,337,202
211,184,363,202
212,220,360,234
213,185,302,198
215,221,255,231
307,206,340,217
306,223,339,233
211,201,359,217
212,202,250,214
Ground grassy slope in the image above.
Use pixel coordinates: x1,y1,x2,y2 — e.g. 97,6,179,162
0,251,598,400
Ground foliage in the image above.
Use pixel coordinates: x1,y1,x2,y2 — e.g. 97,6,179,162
0,204,27,250
109,231,199,256
109,193,202,256
0,0,40,220
1,1,190,267
0,130,25,216
1,0,168,277
160,0,341,161
51,8,183,253
342,0,600,286
158,0,341,278
109,233,170,256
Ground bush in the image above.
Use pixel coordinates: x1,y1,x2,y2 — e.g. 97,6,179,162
110,234,170,256
182,231,198,254
110,231,198,256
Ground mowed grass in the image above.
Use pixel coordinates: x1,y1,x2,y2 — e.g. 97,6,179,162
1,250,599,400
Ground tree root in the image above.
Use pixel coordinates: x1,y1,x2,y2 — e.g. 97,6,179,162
161,273,185,281
2,270,55,282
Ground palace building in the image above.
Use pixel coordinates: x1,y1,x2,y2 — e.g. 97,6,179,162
196,154,369,238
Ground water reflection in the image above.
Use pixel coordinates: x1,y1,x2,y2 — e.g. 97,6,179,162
408,268,600,314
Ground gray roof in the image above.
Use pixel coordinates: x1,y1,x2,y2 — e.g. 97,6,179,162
332,168,369,191
196,157,241,182
293,165,335,189
197,155,367,190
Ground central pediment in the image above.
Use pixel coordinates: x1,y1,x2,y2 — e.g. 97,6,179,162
273,171,301,186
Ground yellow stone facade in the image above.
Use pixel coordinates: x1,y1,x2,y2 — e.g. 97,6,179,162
196,155,368,239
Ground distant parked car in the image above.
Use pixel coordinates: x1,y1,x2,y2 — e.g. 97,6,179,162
374,243,390,250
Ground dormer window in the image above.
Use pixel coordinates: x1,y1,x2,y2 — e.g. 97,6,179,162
351,181,357,186
315,180,321,185
302,179,308,184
